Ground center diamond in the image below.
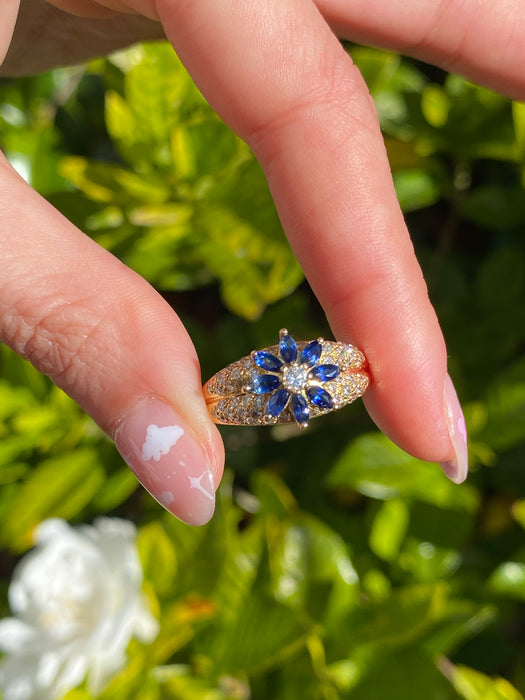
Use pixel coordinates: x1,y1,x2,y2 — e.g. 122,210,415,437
281,364,309,394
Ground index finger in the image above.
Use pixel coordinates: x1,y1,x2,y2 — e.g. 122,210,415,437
156,0,465,478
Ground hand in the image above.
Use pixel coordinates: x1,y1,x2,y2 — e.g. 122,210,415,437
2,0,522,524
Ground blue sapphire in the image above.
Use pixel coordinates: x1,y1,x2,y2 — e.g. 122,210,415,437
266,388,289,417
291,394,310,425
253,351,283,372
280,333,298,363
309,364,339,381
306,386,334,409
247,374,281,394
301,340,322,366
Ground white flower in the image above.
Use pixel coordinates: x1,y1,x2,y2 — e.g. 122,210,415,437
0,518,159,700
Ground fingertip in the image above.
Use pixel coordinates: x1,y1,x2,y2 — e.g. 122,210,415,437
114,396,223,526
439,373,469,484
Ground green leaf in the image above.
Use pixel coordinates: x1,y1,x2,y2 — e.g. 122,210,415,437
91,467,138,512
107,43,206,169
369,499,410,561
348,647,461,700
461,188,525,230
393,169,441,212
327,432,479,512
398,538,462,582
476,247,525,311
0,448,105,551
196,205,302,320
512,499,525,529
346,583,450,651
269,515,359,628
137,521,178,596
481,380,525,451
127,202,192,228
442,662,525,700
61,156,170,205
422,84,451,128
105,89,144,164
171,119,239,180
252,469,298,518
512,101,525,160
204,594,310,675
488,562,525,600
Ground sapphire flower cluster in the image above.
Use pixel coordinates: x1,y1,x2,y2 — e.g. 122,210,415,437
245,329,340,428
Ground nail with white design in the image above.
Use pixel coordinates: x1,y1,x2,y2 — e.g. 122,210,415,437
114,397,216,525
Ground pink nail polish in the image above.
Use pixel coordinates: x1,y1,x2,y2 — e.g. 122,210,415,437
114,397,215,526
439,374,469,484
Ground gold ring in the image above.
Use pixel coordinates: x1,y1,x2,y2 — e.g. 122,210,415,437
203,329,370,428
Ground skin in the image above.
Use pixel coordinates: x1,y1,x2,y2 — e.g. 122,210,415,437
1,0,524,496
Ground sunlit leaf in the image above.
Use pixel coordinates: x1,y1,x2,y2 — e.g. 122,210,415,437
511,499,525,530
488,562,525,600
327,432,479,512
369,499,410,561
61,157,170,204
441,661,525,700
393,168,441,211
512,101,525,160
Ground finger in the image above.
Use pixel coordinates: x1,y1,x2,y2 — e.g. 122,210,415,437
154,0,467,480
314,0,525,99
0,0,20,66
0,154,224,525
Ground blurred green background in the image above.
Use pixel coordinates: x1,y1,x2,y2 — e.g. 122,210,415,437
1,41,525,699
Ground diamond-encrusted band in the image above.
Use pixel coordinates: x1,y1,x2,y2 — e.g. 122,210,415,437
203,329,370,428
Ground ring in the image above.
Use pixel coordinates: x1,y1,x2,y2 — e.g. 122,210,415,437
203,329,370,428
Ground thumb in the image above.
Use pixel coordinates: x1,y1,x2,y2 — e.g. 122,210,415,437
0,155,224,526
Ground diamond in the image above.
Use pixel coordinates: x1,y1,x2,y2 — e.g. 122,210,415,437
281,364,309,394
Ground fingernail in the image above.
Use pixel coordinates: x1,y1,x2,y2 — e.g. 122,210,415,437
439,374,468,484
114,397,216,526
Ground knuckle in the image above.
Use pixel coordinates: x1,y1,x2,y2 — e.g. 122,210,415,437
247,51,379,160
408,0,470,69
12,300,112,395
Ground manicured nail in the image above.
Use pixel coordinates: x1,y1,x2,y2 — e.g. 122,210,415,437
114,397,215,526
439,374,468,484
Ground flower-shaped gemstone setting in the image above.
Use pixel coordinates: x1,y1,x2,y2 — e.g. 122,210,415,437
245,329,340,428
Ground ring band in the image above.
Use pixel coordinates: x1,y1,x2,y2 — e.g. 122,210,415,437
203,329,369,428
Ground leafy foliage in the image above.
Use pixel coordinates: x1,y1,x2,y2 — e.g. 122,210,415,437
1,41,525,699
56,44,301,321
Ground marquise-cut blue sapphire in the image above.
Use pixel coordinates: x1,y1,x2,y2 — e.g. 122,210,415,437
247,374,281,394
266,388,289,417
279,333,298,363
306,386,334,409
253,351,283,372
291,394,310,425
309,364,339,381
301,340,322,366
